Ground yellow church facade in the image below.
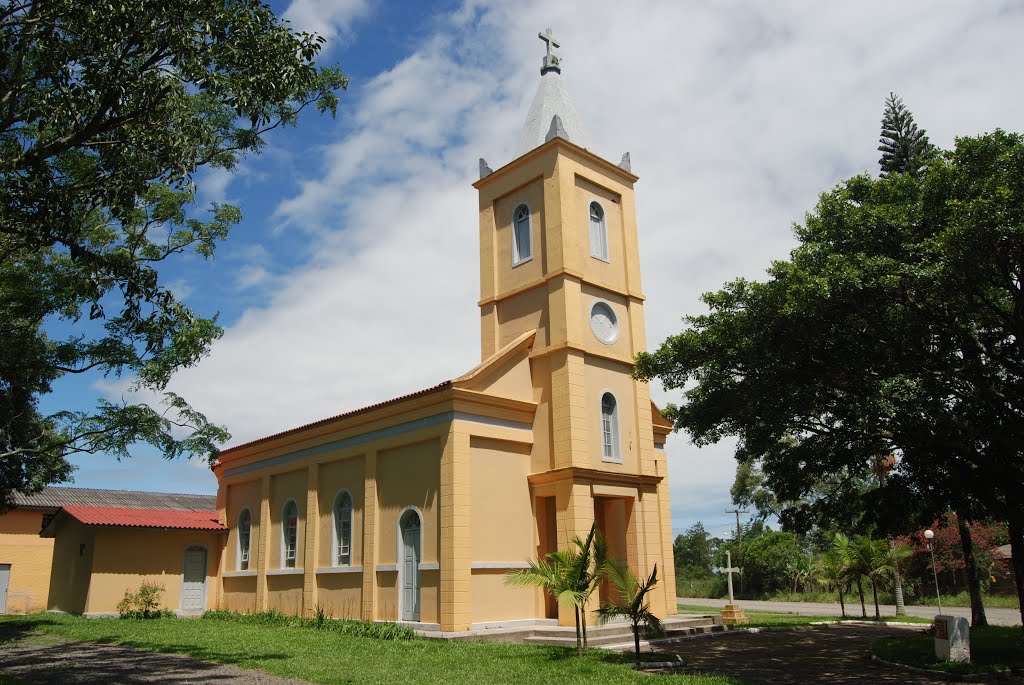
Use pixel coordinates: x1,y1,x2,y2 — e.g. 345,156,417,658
211,38,677,632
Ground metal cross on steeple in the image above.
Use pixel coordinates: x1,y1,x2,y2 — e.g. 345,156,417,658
538,28,560,56
538,28,561,75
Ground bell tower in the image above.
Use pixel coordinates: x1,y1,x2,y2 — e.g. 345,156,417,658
472,30,676,619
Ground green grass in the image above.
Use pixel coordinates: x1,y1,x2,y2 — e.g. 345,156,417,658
0,674,26,685
675,603,932,628
873,626,1024,676
0,614,741,685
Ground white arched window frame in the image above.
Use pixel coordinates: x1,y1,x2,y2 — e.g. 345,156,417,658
512,203,532,265
282,499,299,568
589,200,609,262
332,490,354,566
237,508,252,571
600,391,621,463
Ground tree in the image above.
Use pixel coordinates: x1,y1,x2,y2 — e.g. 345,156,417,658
507,524,608,654
738,530,803,595
878,93,935,179
634,130,1024,632
596,561,663,668
854,535,912,619
674,522,715,577
818,533,856,618
0,0,348,507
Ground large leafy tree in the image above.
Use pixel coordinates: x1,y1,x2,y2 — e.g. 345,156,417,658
635,130,1024,632
0,0,347,506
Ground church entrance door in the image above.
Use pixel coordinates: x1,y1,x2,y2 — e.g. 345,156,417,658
400,510,421,621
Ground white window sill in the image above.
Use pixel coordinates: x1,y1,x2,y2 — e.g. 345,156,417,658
376,564,398,572
601,456,623,464
266,568,304,576
590,254,610,264
471,562,531,570
223,570,257,578
512,256,533,268
419,562,440,571
316,566,363,575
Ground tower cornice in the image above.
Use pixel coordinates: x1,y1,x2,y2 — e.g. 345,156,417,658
473,137,638,192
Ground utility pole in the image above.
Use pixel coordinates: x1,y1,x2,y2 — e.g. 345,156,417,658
726,509,749,593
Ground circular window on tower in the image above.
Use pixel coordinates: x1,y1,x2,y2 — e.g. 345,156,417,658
589,301,619,345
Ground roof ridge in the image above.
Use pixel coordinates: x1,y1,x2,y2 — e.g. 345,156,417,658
36,485,215,498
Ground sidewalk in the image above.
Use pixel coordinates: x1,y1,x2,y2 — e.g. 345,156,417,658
678,596,1022,626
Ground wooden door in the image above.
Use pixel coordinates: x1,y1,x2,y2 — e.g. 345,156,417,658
182,547,207,612
400,511,420,621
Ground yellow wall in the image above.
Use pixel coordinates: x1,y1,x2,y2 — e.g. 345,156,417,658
316,571,362,618
493,177,546,297
470,437,532,562
222,575,258,613
267,573,303,614
47,517,94,614
470,571,537,624
86,529,224,614
583,356,640,472
376,440,440,565
0,509,54,613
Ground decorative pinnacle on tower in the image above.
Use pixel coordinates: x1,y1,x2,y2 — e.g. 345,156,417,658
538,28,561,75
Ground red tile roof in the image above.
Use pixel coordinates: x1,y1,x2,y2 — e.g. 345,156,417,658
59,506,226,531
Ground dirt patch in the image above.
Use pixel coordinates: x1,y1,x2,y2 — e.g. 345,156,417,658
657,624,1024,685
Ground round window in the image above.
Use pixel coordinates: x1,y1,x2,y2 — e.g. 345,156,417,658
589,301,619,344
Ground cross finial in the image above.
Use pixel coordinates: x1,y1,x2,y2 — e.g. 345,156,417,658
537,28,561,75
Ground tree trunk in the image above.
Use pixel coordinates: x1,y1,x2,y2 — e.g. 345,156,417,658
574,607,582,655
871,580,880,619
633,626,641,668
856,578,867,618
957,513,988,627
1007,514,1024,637
838,586,847,619
893,568,906,616
581,609,588,650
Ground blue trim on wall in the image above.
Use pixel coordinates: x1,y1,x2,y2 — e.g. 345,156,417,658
222,411,532,478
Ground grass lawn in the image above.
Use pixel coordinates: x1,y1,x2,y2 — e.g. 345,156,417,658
676,603,932,628
873,626,1024,676
0,614,741,685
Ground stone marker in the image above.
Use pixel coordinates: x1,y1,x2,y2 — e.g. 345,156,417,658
933,615,970,663
717,551,750,625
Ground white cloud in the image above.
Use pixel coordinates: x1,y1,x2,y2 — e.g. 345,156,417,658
139,0,1023,536
282,0,369,41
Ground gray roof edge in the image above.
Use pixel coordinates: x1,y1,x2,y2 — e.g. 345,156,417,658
12,486,216,511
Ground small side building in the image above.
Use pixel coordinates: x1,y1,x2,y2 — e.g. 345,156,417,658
0,487,217,615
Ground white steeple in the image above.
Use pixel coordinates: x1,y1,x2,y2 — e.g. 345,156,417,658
514,29,591,158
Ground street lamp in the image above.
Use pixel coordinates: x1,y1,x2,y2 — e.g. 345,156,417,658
924,529,943,614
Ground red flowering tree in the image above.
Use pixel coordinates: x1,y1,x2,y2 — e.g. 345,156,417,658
896,513,1009,596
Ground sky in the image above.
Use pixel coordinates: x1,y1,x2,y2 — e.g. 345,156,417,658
45,0,1024,542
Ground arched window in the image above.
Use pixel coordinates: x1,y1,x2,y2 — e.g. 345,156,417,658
512,204,532,264
589,201,608,261
601,392,620,462
333,490,353,566
282,500,298,568
237,508,252,571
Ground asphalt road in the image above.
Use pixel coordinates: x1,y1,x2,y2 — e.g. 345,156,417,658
678,596,1022,626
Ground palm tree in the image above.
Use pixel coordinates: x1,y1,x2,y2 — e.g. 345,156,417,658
815,548,850,618
864,537,912,619
596,561,663,668
828,533,856,619
506,524,608,654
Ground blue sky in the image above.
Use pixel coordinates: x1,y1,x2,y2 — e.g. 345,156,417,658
43,0,1024,541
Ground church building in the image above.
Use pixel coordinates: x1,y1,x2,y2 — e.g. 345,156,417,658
211,31,678,632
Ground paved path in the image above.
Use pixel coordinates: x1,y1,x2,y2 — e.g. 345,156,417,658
679,596,1023,626
659,623,1024,684
0,637,313,685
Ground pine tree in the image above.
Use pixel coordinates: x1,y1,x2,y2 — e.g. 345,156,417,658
878,93,935,178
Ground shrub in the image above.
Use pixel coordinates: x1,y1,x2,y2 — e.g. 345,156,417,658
201,609,417,640
117,581,171,618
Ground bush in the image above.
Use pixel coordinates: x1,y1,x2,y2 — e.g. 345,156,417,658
117,581,171,619
201,609,417,640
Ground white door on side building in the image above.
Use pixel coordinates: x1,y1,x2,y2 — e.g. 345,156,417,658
182,547,207,613
400,510,421,621
0,564,10,614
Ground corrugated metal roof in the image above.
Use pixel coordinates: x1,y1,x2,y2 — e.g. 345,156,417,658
218,380,453,457
12,486,215,511
58,506,225,531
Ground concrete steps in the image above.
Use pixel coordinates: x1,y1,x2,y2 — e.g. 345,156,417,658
523,615,722,647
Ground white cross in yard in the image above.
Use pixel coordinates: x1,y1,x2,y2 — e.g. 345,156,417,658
718,551,742,603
